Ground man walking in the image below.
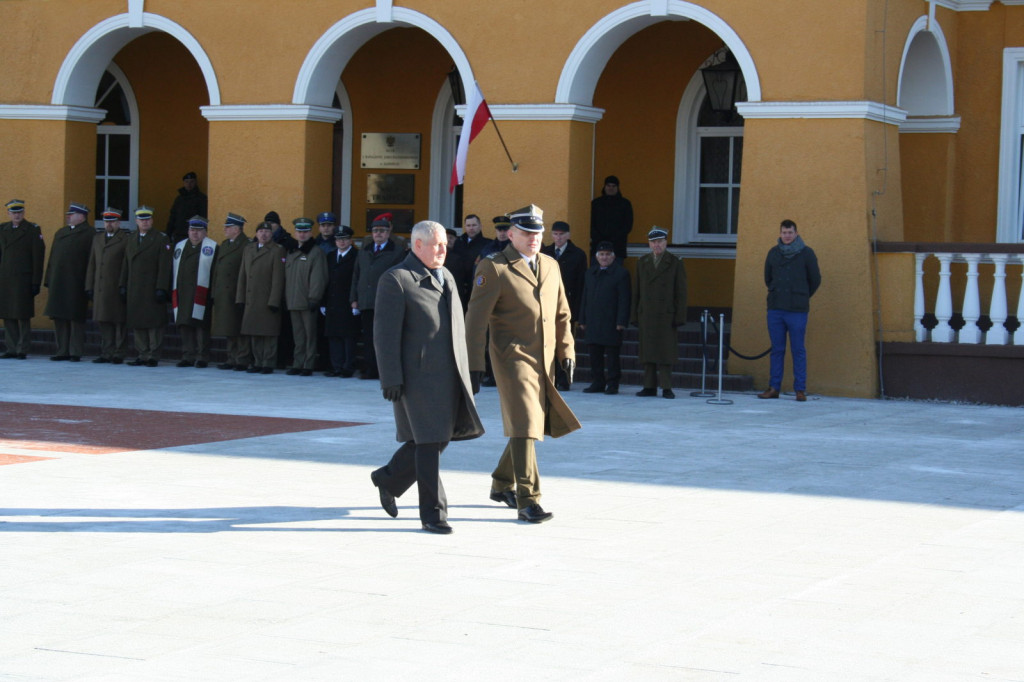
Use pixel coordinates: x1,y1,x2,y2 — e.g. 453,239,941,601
369,220,484,534
631,227,687,399
0,199,45,359
465,205,580,524
86,208,129,364
43,203,93,361
171,216,217,367
758,219,822,402
122,206,172,366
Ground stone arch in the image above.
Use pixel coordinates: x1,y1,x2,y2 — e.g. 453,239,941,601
293,7,474,107
52,12,220,107
897,16,954,117
556,0,760,106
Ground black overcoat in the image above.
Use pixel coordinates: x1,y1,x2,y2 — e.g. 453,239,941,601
43,224,93,321
580,261,631,346
323,247,360,337
0,220,45,319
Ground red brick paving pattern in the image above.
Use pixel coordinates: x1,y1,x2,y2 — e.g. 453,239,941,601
0,401,364,462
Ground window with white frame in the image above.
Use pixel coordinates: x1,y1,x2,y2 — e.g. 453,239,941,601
996,48,1024,243
94,68,137,226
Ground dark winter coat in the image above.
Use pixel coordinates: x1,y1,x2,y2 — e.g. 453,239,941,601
237,241,286,336
631,251,687,364
86,230,128,323
172,238,217,326
764,238,821,312
166,186,208,244
323,246,360,337
210,233,249,336
121,230,172,329
580,260,631,346
0,220,45,319
284,240,328,311
349,239,404,310
589,193,633,260
541,239,588,321
43,224,94,321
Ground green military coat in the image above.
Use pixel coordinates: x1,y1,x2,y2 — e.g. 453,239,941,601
172,237,217,326
86,230,128,323
210,233,248,336
284,242,328,311
237,241,285,336
121,230,172,329
43,224,94,321
0,220,45,319
631,251,687,364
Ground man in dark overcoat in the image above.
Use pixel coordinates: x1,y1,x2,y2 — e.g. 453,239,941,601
349,212,404,379
449,213,491,307
171,216,217,367
370,221,484,534
210,212,250,370
631,226,687,399
121,206,172,366
579,241,631,395
0,199,45,358
541,220,587,389
86,208,129,363
465,205,581,524
237,221,286,374
43,202,93,361
322,226,360,377
589,175,633,262
165,171,208,244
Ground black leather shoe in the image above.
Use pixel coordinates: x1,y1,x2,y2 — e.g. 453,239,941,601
556,382,570,391
69,356,81,362
340,369,355,378
370,470,398,518
127,359,145,366
300,369,312,376
422,521,453,534
323,370,338,377
93,357,110,364
260,367,273,374
635,388,657,397
518,504,553,523
604,385,619,395
233,364,248,371
246,365,261,374
582,384,605,393
0,352,15,359
111,357,123,365
15,353,27,359
145,359,159,367
481,376,496,387
286,367,302,375
489,490,517,508
662,389,676,399
194,360,207,368
50,355,70,361
217,363,234,370
176,360,194,368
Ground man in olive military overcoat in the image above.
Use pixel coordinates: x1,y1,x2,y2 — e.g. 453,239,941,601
237,221,286,373
284,217,328,376
210,212,250,370
43,203,94,361
631,227,687,399
86,208,129,363
121,206,172,366
0,199,45,358
464,205,581,524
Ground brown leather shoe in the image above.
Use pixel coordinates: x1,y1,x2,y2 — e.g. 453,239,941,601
795,391,807,402
757,387,780,399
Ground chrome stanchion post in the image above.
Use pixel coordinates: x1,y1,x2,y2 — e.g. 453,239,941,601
690,309,714,397
706,312,733,405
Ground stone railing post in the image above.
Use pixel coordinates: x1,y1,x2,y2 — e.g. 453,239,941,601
987,253,1009,345
914,253,927,342
958,253,982,343
932,252,955,343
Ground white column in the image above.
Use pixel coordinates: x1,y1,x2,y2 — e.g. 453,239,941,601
932,252,955,343
986,254,1009,345
958,253,982,343
914,253,927,342
1015,255,1024,346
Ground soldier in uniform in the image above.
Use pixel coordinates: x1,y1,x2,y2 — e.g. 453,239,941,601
171,216,217,367
465,205,581,524
284,217,328,376
349,212,404,379
237,221,286,374
43,202,93,361
0,199,45,359
122,206,172,366
541,220,587,390
86,208,129,363
631,227,687,399
322,225,360,377
210,212,250,370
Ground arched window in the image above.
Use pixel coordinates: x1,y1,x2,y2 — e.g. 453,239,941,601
94,66,138,226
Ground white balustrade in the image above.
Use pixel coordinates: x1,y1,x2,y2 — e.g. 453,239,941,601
987,254,1009,345
914,253,926,342
931,253,955,343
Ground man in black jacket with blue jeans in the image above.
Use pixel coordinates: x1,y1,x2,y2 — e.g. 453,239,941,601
758,219,821,402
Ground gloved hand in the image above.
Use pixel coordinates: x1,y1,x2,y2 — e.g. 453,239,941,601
85,290,94,301
155,289,168,303
382,384,403,402
470,371,483,395
562,358,575,385
119,286,127,302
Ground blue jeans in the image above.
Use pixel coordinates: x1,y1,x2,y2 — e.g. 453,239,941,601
767,309,808,392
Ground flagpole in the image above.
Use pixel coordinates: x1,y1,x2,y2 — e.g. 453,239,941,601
488,116,518,172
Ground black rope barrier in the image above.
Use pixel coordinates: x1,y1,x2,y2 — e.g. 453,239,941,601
701,311,772,362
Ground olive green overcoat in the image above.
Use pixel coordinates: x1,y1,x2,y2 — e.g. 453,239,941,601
43,224,93,321
121,230,172,329
0,220,45,319
630,251,687,364
86,230,128,323
237,241,285,336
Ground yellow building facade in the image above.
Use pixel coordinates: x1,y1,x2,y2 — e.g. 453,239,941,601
3,0,1024,399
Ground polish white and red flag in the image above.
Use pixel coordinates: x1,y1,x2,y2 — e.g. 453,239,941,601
450,81,492,193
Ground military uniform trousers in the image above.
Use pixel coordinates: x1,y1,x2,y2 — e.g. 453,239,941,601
374,441,449,524
225,335,251,368
492,437,542,509
642,363,673,390
133,326,165,361
178,324,210,363
250,335,278,369
97,321,127,360
289,309,317,370
3,319,32,355
53,318,85,358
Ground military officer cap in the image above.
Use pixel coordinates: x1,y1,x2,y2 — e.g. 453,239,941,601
293,217,314,231
371,212,393,229
334,225,355,239
134,206,154,219
596,241,615,253
183,171,197,181
492,215,511,231
224,212,246,228
317,211,337,225
102,207,122,221
66,202,90,216
5,199,26,212
506,204,544,233
256,221,274,231
647,226,668,240
187,215,208,229
551,221,570,233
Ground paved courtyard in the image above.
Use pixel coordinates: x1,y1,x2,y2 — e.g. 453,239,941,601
1,358,1023,680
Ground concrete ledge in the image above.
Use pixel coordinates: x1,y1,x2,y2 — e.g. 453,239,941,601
879,341,1024,405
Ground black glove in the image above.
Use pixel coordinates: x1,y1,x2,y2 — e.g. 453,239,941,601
562,358,575,385
269,304,279,314
155,289,168,303
85,290,94,301
119,286,127,302
470,371,483,395
382,385,403,402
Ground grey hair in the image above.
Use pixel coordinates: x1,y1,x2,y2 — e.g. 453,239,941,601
411,220,446,243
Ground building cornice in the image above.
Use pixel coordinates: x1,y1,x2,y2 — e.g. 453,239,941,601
736,101,908,125
899,116,962,133
455,103,605,123
200,104,343,123
0,104,106,123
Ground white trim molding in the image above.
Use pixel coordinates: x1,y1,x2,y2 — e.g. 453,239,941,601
899,116,961,133
0,104,106,123
737,101,908,125
455,104,605,123
898,15,955,116
934,1,993,9
200,104,343,123
127,0,144,27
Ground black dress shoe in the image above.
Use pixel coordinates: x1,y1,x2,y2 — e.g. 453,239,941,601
50,355,70,361
370,469,398,518
194,360,208,368
635,388,657,397
93,356,111,364
217,363,234,370
556,382,570,391
489,490,517,508
111,357,123,365
300,369,313,376
518,504,553,523
422,521,453,534
260,367,273,374
481,376,496,387
246,365,261,374
176,360,194,368
233,364,248,371
662,389,676,399
127,359,145,366
0,352,15,359
286,367,302,375
582,384,605,393
340,368,355,378
604,385,619,395
15,353,27,359
146,359,159,367
69,356,81,362
323,370,338,377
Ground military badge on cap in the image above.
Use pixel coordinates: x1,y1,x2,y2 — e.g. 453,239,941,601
292,217,314,231
135,205,154,219
317,211,337,225
188,215,208,229
492,215,511,230
224,212,246,228
256,221,274,231
5,199,25,212
66,202,90,216
647,226,668,240
506,204,544,232
102,207,122,221
334,225,355,238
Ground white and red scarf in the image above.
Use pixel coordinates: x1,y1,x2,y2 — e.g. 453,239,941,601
172,237,217,321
